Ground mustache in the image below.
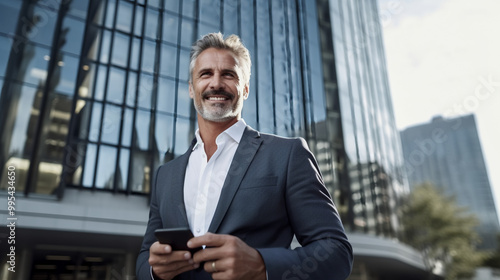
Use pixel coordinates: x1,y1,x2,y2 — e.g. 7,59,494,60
201,90,234,99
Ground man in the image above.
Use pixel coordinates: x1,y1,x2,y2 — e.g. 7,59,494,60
136,32,353,280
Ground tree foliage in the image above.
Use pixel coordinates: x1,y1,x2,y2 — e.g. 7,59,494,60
401,183,487,279
483,234,500,268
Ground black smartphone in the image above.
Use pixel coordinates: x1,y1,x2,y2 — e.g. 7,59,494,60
154,227,201,253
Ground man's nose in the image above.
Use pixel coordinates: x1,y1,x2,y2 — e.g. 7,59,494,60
209,75,224,90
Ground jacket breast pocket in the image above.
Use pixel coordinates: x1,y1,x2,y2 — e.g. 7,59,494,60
239,176,278,189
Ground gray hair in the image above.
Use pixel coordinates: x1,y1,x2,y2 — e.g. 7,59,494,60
189,32,251,86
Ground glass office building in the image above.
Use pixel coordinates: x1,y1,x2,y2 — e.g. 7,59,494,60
0,0,428,279
401,115,500,251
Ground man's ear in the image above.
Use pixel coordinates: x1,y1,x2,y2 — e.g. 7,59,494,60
188,81,194,99
243,84,249,100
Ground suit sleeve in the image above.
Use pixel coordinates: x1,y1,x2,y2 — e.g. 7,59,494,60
136,167,163,280
257,138,353,280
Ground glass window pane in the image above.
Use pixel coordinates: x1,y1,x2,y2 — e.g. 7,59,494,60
180,18,195,48
130,37,141,70
116,0,133,33
164,0,179,14
25,6,58,47
33,94,73,194
126,71,137,107
174,117,192,156
89,102,103,142
54,54,79,95
141,39,156,73
162,13,178,44
61,17,86,55
134,5,144,37
145,8,159,40
95,145,117,189
182,0,196,17
82,143,97,187
105,0,117,29
99,30,112,63
122,108,134,147
178,48,190,81
117,148,130,190
93,65,107,100
199,0,220,27
223,0,238,35
134,109,151,150
111,32,130,67
68,0,89,19
138,73,153,109
0,1,21,35
155,113,174,163
157,77,175,113
107,67,125,103
14,44,51,86
2,83,39,157
148,0,161,9
176,81,191,118
130,149,151,192
160,43,177,78
101,104,122,145
0,36,13,77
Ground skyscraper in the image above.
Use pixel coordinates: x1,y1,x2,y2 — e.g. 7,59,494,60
400,115,500,250
1,0,430,278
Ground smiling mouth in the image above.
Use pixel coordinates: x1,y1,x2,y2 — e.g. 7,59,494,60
206,96,229,101
202,90,233,101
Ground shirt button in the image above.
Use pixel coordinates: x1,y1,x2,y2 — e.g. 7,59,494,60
196,228,201,233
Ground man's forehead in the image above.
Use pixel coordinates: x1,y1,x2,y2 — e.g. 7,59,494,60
196,49,237,65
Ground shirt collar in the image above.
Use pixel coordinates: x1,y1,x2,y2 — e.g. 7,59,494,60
193,119,247,150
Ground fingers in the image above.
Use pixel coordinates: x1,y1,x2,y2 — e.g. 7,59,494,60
188,232,226,249
151,241,172,255
188,234,266,280
149,242,199,279
189,233,235,263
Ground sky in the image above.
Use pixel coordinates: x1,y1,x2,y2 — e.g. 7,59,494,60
377,0,500,222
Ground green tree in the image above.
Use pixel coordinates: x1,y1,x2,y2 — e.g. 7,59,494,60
401,183,487,280
483,234,500,268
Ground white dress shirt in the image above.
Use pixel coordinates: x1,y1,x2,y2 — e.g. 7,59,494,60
183,119,246,237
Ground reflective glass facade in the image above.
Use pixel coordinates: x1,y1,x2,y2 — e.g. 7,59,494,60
0,0,407,234
1,0,332,197
316,0,407,237
0,0,412,277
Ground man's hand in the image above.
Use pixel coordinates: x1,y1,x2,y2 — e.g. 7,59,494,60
188,233,266,280
149,241,199,279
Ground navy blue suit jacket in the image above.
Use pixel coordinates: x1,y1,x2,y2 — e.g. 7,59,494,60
136,126,353,279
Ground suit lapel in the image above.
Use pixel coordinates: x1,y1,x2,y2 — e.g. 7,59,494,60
208,126,262,233
167,140,196,227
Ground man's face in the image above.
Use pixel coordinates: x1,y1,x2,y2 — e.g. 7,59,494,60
189,48,249,123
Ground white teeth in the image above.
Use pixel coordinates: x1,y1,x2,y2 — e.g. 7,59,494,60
208,97,227,101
